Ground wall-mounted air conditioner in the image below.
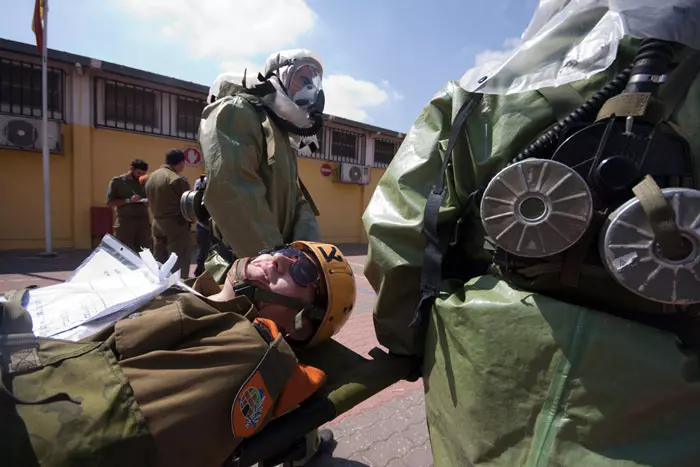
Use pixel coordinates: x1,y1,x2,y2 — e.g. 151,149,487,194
0,115,62,153
337,162,370,185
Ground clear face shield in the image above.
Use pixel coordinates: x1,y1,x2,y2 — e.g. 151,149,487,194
283,61,325,114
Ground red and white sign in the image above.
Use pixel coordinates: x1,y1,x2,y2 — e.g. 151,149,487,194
320,163,332,177
183,146,203,166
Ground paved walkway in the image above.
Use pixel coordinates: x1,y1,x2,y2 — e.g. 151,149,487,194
0,245,433,467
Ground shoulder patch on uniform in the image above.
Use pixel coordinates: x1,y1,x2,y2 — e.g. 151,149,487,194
231,369,273,438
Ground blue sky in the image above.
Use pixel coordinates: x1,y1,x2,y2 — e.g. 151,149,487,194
1,0,539,132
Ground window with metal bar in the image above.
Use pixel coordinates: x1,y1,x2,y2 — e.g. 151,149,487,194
374,139,397,168
96,77,207,140
0,58,64,120
330,129,358,162
176,96,205,139
314,128,324,156
104,81,157,129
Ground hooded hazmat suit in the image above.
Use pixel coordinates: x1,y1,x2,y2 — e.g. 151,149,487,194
363,1,700,465
198,51,324,280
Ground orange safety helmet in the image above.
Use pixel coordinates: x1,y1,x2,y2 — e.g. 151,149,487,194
291,240,356,348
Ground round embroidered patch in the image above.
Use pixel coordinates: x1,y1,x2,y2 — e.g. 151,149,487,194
231,370,273,438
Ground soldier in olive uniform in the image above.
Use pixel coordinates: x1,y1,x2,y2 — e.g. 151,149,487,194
106,159,151,252
145,149,192,279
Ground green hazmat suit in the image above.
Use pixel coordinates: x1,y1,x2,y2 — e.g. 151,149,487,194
362,32,700,467
198,81,321,268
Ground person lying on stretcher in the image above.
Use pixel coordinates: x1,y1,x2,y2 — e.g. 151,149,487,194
86,240,357,467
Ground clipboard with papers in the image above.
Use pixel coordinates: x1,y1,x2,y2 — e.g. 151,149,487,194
4,234,184,341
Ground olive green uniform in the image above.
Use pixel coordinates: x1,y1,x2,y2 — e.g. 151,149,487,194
107,173,151,252
145,165,192,279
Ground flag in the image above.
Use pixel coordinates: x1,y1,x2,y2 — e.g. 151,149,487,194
31,0,44,52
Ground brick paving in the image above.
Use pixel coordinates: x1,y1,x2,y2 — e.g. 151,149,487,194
310,387,432,467
0,244,433,467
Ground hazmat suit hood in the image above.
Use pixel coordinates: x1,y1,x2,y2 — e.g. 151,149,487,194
207,72,245,104
208,49,325,142
259,49,325,134
461,0,700,95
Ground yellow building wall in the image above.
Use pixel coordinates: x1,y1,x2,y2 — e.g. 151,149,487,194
0,124,384,250
89,128,204,249
0,123,75,250
297,157,385,244
90,128,204,207
0,125,205,251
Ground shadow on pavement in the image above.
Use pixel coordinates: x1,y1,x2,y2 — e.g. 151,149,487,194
308,454,370,466
0,244,368,275
0,250,92,274
337,244,368,257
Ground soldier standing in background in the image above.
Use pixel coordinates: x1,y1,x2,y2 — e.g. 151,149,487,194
145,149,192,279
106,159,151,252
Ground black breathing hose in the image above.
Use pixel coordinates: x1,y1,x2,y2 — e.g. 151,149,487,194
623,39,675,95
509,38,678,165
266,110,324,137
509,66,632,164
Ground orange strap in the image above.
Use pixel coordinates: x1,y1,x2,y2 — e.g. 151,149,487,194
253,318,326,417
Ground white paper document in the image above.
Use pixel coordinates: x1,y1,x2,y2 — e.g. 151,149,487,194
18,234,182,340
25,267,166,337
69,249,135,283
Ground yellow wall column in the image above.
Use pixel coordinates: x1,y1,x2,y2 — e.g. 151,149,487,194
360,137,376,244
71,70,93,249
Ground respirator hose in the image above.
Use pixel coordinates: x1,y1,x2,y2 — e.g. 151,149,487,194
509,37,678,165
267,110,324,137
509,66,632,164
623,39,675,94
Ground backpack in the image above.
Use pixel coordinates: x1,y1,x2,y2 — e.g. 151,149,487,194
365,37,700,356
363,37,700,466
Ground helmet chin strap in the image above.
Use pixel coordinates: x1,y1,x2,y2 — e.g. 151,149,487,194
228,257,318,333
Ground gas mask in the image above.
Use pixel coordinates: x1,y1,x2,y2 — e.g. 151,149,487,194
259,49,326,137
180,175,209,225
479,39,700,308
278,57,325,113
208,50,325,139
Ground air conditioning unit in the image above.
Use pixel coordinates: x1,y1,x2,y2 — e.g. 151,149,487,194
0,115,62,153
337,162,370,185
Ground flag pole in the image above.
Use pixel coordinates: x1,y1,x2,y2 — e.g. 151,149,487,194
40,0,55,256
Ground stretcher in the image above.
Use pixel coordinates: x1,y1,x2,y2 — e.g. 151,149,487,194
1,240,418,467
229,337,418,466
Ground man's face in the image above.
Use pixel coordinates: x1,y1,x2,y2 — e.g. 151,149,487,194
130,167,147,180
246,252,318,339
